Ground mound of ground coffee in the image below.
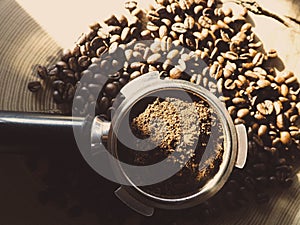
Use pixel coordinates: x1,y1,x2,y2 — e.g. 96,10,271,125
124,97,224,198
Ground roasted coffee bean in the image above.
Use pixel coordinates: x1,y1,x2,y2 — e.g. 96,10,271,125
52,80,65,93
286,76,297,86
120,27,131,42
68,57,78,71
147,22,159,31
147,53,161,64
61,49,72,62
232,97,246,105
258,125,268,137
257,100,274,115
90,37,104,50
159,25,168,38
237,108,249,118
257,79,271,89
37,65,48,80
267,49,278,59
104,83,119,97
53,90,63,103
89,22,101,31
280,131,291,145
125,0,137,12
170,67,182,79
130,71,141,80
274,75,285,84
98,96,110,113
274,101,283,115
78,56,90,68
280,84,289,97
224,79,236,90
184,16,195,30
277,114,289,130
74,96,85,108
28,81,42,92
171,23,187,33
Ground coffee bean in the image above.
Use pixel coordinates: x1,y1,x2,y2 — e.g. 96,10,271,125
68,57,78,72
147,22,159,32
237,108,249,118
170,67,182,79
98,96,110,113
121,27,131,42
274,101,283,115
52,80,65,93
78,56,90,68
90,37,103,50
159,25,168,38
37,65,48,80
277,114,289,130
130,71,141,80
267,49,277,59
184,16,195,30
96,46,107,57
227,106,236,117
222,51,238,61
108,42,119,55
125,1,137,12
281,84,289,97
224,79,236,90
87,29,97,41
257,100,274,115
53,90,63,103
258,125,268,137
147,53,161,64
280,131,291,145
74,96,85,108
274,75,285,84
232,97,246,105
104,83,118,97
171,22,187,33
286,76,297,86
257,79,271,89
28,81,42,92
89,22,101,31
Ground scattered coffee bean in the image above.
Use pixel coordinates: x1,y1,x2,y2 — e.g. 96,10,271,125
28,81,42,92
257,100,274,115
36,65,48,80
104,83,118,97
280,131,291,145
170,67,182,79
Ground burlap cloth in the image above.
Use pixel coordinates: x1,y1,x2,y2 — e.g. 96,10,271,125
1,0,300,224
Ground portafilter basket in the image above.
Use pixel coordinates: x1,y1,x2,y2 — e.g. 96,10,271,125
91,71,248,216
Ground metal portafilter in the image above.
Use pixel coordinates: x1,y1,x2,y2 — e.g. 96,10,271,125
0,72,248,216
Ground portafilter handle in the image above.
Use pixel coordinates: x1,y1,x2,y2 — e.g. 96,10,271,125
0,111,84,153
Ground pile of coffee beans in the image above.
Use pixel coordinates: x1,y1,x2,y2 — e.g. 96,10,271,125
27,0,300,220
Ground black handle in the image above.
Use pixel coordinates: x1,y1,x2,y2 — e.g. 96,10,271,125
0,111,84,153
